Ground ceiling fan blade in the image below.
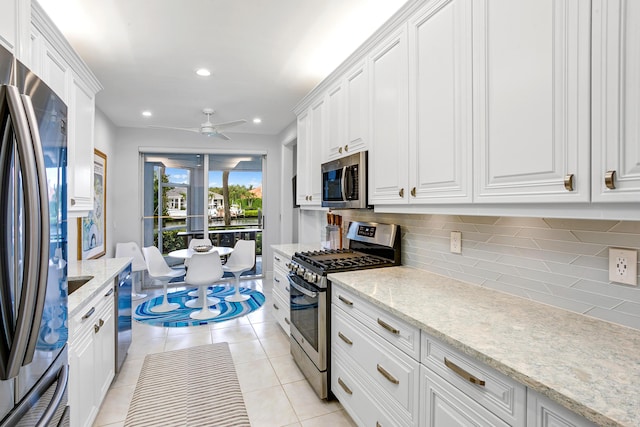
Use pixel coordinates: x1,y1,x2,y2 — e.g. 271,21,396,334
147,125,200,133
212,132,231,141
211,119,247,130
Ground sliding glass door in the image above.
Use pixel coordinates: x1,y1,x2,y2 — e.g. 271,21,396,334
142,152,264,276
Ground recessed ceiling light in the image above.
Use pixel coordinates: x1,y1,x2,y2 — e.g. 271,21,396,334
142,111,152,117
253,118,262,124
196,68,211,77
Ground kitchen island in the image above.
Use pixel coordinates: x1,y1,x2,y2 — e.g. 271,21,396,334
328,266,640,427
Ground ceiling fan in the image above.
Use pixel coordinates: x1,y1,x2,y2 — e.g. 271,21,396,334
149,108,246,140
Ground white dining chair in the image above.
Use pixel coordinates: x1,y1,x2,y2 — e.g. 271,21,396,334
185,237,213,297
115,242,147,300
222,240,255,302
142,246,185,313
185,251,224,320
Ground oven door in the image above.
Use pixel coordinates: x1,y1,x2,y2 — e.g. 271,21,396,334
288,273,326,371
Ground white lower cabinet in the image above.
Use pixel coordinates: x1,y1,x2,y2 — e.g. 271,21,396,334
272,252,291,335
69,284,115,427
527,391,597,427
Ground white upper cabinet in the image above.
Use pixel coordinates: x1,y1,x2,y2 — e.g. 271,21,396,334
472,0,591,203
344,61,369,157
296,99,324,208
591,0,640,202
368,25,410,205
39,38,70,101
68,72,96,212
0,0,30,58
326,81,345,161
408,0,473,204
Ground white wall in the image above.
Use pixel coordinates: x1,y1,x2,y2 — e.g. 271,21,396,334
68,109,118,261
277,121,297,245
110,127,282,275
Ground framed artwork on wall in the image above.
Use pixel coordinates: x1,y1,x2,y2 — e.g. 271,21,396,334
78,149,107,260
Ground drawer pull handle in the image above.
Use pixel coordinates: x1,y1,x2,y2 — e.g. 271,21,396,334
99,319,104,327
399,188,404,198
377,318,399,335
377,364,399,384
605,170,616,189
284,318,290,325
444,358,485,386
94,324,100,333
274,277,280,283
338,332,353,345
104,288,114,297
285,287,290,292
337,377,352,395
273,303,279,310
564,174,574,191
410,187,416,197
376,423,382,427
82,307,95,320
275,256,281,262
338,295,353,306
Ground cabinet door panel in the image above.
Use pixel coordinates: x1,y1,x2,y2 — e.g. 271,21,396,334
368,26,409,204
326,82,345,160
409,0,472,203
473,0,590,202
345,62,368,155
592,0,640,201
296,111,311,206
309,98,325,203
0,0,17,52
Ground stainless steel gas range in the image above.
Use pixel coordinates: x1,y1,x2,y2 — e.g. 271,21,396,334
287,221,401,399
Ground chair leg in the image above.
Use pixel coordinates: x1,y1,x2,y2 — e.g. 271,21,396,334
150,282,180,313
189,285,221,320
132,271,147,301
225,272,250,302
185,285,220,308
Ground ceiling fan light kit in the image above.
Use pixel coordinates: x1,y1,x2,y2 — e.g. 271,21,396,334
148,108,246,140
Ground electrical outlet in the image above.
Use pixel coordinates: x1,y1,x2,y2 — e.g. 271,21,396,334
608,247,638,286
450,231,462,254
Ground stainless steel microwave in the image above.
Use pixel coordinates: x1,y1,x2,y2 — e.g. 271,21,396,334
321,151,368,209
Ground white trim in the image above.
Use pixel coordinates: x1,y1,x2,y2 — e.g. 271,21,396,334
138,146,267,156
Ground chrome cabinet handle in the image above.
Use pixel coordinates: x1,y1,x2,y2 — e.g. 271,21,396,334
399,188,404,198
444,358,486,386
338,377,352,395
82,307,96,320
338,295,353,306
338,332,353,345
377,364,399,384
104,288,114,297
564,174,574,191
605,170,616,189
377,318,399,335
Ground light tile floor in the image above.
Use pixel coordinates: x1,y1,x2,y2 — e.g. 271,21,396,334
93,278,356,427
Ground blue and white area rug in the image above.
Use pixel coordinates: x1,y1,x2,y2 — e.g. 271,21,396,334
134,285,265,327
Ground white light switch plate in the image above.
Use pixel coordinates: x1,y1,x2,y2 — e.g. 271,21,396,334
450,231,462,254
609,247,638,286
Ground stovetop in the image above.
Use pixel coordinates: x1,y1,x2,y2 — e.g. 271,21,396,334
293,249,394,274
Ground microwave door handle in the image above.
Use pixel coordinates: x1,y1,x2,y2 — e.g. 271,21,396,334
2,86,43,379
20,93,50,366
340,166,348,201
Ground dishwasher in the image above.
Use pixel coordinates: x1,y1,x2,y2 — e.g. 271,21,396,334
115,264,132,373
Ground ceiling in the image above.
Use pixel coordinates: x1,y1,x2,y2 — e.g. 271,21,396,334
37,0,407,137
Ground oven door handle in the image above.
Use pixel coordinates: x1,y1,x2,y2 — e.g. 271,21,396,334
288,275,318,298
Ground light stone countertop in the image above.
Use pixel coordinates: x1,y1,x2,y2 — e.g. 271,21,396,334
67,258,131,318
328,266,640,427
271,243,323,260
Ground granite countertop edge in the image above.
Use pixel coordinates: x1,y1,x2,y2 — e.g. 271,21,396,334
67,258,132,318
328,265,639,427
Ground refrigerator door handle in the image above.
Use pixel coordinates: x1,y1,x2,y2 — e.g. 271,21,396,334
2,85,44,379
20,93,50,365
0,85,12,379
35,363,68,427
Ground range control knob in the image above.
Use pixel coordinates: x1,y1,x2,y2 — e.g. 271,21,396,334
304,271,312,282
297,266,306,276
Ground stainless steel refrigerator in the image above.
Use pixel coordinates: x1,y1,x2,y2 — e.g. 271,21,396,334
0,44,69,426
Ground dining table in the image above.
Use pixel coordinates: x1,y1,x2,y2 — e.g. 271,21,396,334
168,246,234,259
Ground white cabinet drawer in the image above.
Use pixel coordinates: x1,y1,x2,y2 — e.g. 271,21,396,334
421,332,526,426
333,305,420,423
527,390,597,427
271,288,290,336
273,268,289,297
332,285,420,360
332,347,410,427
273,252,290,273
420,365,510,427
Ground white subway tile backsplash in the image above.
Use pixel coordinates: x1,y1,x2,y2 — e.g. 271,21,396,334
337,212,640,331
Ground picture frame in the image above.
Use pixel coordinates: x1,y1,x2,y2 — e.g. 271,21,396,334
78,149,107,259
